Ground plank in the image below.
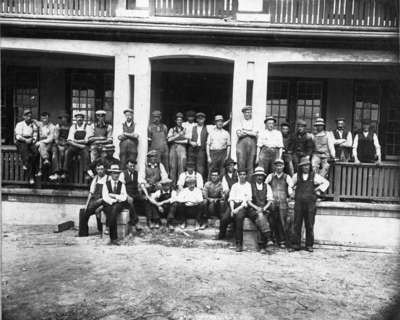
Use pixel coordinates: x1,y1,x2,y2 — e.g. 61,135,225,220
353,0,359,25
4,151,10,181
351,163,358,196
361,166,368,197
270,0,276,23
345,0,352,25
383,167,390,198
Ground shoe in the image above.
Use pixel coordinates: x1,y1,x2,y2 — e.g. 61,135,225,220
194,223,200,231
180,223,186,229
43,159,50,166
266,240,274,247
279,242,286,249
288,247,300,252
260,248,267,254
49,174,59,181
149,222,154,229
103,228,109,235
60,173,67,180
22,165,28,171
29,178,35,185
305,247,314,252
199,224,208,230
235,244,243,252
110,240,120,246
154,223,160,229
168,225,175,232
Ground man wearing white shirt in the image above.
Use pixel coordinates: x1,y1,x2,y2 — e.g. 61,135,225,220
256,116,284,175
290,157,329,252
118,107,139,169
177,161,204,191
176,177,205,230
236,106,258,177
35,112,57,177
217,168,252,252
353,119,381,164
330,117,353,162
182,110,197,140
312,118,336,178
102,164,128,245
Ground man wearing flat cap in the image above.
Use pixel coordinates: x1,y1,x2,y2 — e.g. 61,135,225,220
292,119,315,173
63,112,90,180
312,118,335,178
221,158,238,195
236,106,258,177
168,112,188,185
14,109,39,184
206,115,231,177
266,158,294,247
353,119,381,164
177,160,204,191
256,116,284,175
148,110,169,173
291,157,329,252
182,110,197,140
50,113,71,180
118,107,139,169
330,117,353,162
87,109,113,162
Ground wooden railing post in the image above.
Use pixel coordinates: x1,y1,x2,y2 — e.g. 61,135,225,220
333,161,341,201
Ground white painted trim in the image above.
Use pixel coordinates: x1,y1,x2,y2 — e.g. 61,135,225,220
116,8,150,18
236,13,270,23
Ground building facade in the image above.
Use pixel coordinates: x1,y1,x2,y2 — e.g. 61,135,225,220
1,0,399,200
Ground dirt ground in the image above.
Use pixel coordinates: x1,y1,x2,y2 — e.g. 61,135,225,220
2,224,400,320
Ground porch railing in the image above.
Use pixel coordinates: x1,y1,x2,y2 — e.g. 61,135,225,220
263,0,398,28
0,0,116,17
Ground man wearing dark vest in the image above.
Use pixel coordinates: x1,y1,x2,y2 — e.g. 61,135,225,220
50,113,70,181
148,110,169,173
168,112,188,185
189,112,209,179
330,117,353,162
221,158,238,196
88,144,120,178
291,157,329,252
353,120,381,164
292,119,315,172
79,160,107,237
147,178,177,231
203,168,226,229
102,164,128,245
88,109,113,162
280,122,294,176
312,118,335,178
118,107,139,169
14,109,39,184
266,159,294,248
63,113,90,181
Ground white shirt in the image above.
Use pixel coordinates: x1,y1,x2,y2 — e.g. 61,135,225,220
330,130,353,148
15,120,38,142
177,187,203,205
266,173,294,197
37,122,56,144
102,180,127,205
257,129,284,148
292,173,330,193
89,175,109,194
228,181,252,204
182,121,197,139
177,171,204,189
221,173,235,193
352,132,381,159
207,128,231,150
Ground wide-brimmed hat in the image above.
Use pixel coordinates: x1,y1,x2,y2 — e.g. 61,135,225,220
224,158,236,167
160,178,172,185
108,164,121,173
152,110,162,117
123,108,134,114
102,144,115,151
175,112,184,119
264,116,276,123
298,156,311,167
252,166,266,176
274,158,285,165
23,109,32,116
241,106,252,113
74,112,85,118
196,112,206,118
214,115,224,122
314,118,325,126
296,119,307,127
95,110,107,115
335,117,346,123
280,122,290,127
147,150,159,157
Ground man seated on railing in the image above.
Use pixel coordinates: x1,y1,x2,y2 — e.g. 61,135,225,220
79,160,108,237
88,109,113,163
14,109,39,185
311,118,335,178
63,112,90,181
330,117,353,162
49,113,70,181
353,119,381,165
35,112,57,179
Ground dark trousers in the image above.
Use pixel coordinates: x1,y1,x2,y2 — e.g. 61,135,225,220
269,202,291,245
169,144,187,185
209,149,227,177
293,200,316,248
79,199,103,236
176,202,205,224
219,204,271,246
145,202,176,224
188,146,207,179
205,199,225,219
126,195,139,225
54,144,67,173
151,144,169,174
16,141,39,178
119,139,138,170
259,147,279,175
63,145,90,173
282,152,294,177
236,137,256,175
103,201,128,240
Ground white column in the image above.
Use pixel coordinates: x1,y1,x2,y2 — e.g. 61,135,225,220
113,54,130,158
236,0,270,22
115,0,151,17
252,58,268,134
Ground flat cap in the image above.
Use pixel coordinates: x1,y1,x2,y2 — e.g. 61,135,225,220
175,112,184,119
335,117,346,122
241,106,252,113
264,116,276,123
147,149,159,157
196,112,206,118
314,118,325,126
123,108,134,114
23,109,32,115
274,158,285,165
95,110,107,115
214,115,224,122
102,144,115,151
280,122,290,127
152,110,162,117
108,164,121,173
74,112,85,118
160,178,173,185
224,158,236,167
296,119,307,126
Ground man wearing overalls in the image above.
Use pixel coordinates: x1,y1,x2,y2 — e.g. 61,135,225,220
148,110,169,173
176,160,204,191
50,113,70,181
168,112,188,185
88,109,113,162
266,159,294,248
63,113,90,181
79,160,107,237
236,106,258,177
118,107,139,169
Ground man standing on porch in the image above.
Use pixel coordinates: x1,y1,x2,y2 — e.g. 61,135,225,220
280,122,294,176
88,110,113,162
353,119,382,164
189,112,209,178
206,115,231,177
292,119,315,172
291,157,329,252
168,112,188,185
63,113,90,180
14,109,39,185
330,117,353,162
236,106,258,177
312,118,335,178
118,107,139,169
148,110,169,173
256,116,283,175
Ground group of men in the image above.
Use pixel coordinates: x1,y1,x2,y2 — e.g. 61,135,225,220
15,105,381,250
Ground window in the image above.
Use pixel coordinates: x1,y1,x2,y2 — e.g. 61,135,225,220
382,81,400,158
266,80,289,126
14,71,40,123
353,81,380,133
103,73,114,124
71,73,96,122
295,81,323,129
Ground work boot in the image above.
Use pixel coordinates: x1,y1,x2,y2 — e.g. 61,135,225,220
288,246,300,252
199,224,208,230
154,222,160,229
168,225,175,232
260,248,267,255
110,240,120,246
305,246,314,252
235,243,243,252
194,223,200,231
